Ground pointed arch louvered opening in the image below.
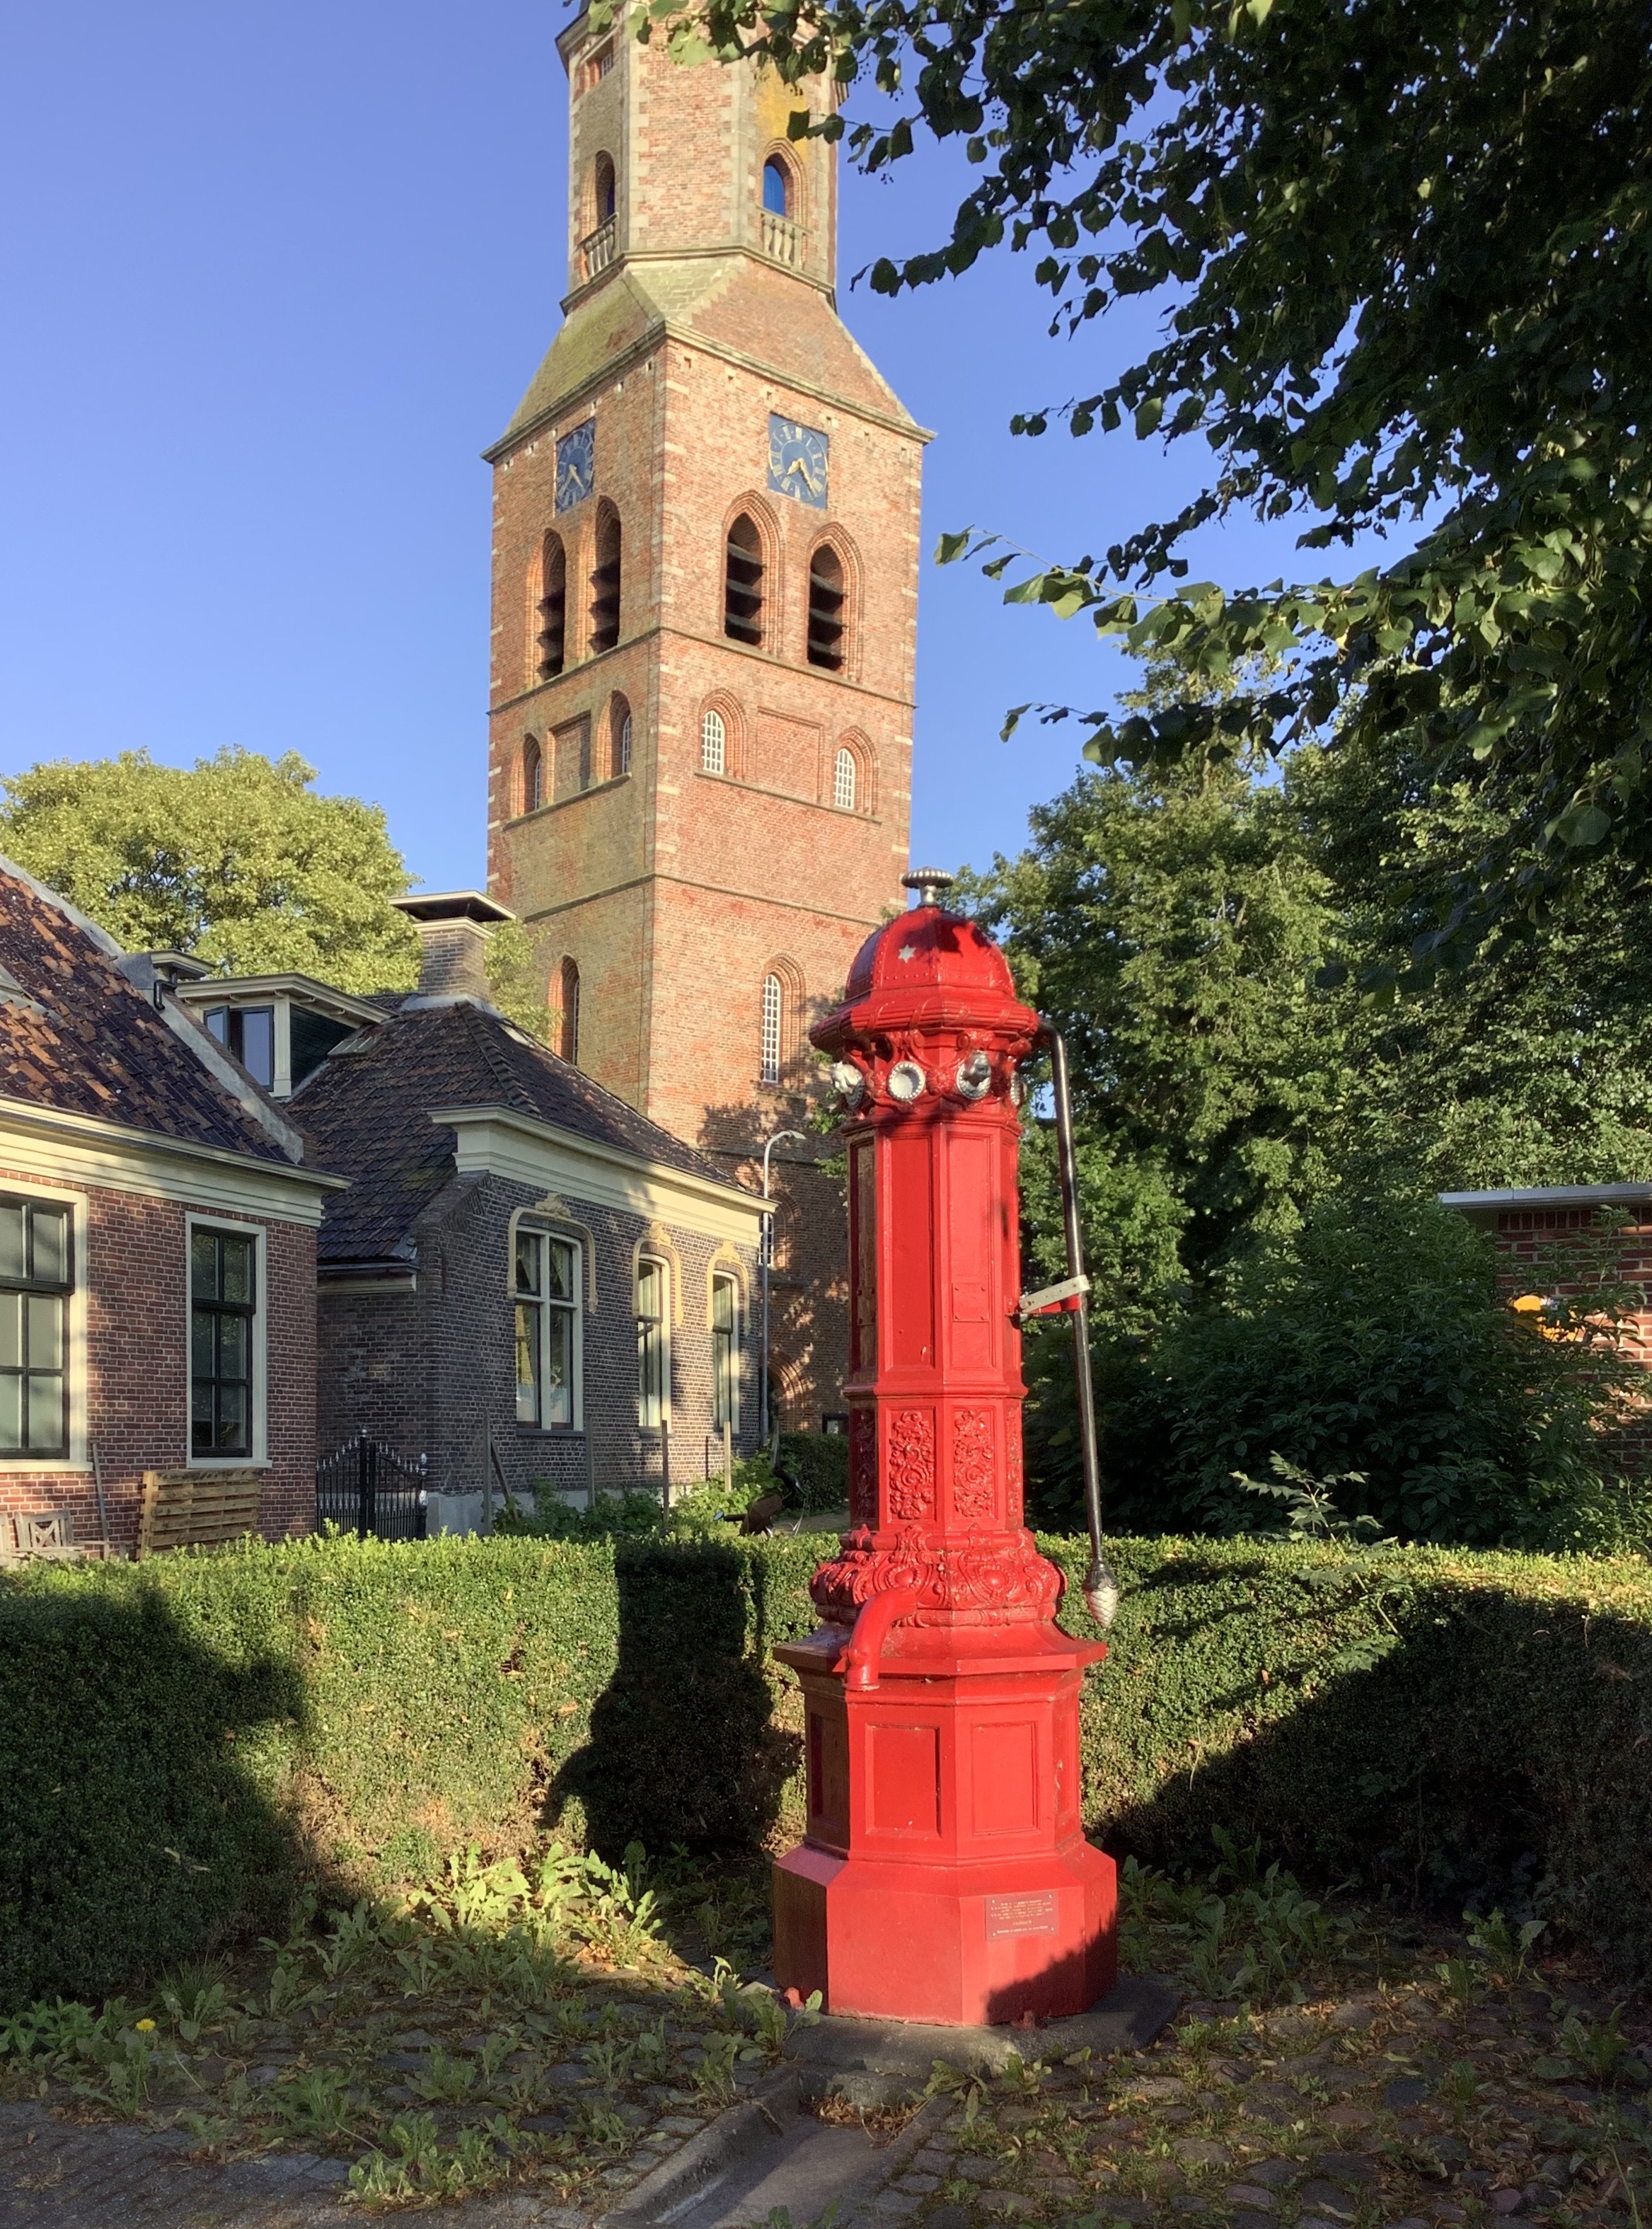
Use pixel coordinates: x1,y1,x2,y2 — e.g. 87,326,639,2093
724,514,764,647
807,545,845,671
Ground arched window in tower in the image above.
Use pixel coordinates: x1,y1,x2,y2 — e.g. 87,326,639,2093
595,152,617,223
807,545,846,671
610,695,633,778
523,737,543,814
760,972,783,1085
832,745,857,813
724,514,763,646
557,958,581,1066
590,508,621,654
536,534,566,680
701,707,727,776
763,158,790,217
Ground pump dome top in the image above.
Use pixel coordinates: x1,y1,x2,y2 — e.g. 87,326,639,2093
839,885,1017,1007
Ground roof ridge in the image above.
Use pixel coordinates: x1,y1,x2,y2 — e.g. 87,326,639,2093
460,1001,542,1117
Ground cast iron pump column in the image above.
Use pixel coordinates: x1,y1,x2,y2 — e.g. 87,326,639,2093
772,872,1116,2026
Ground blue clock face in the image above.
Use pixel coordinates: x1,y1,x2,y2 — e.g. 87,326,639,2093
768,414,829,509
555,420,595,513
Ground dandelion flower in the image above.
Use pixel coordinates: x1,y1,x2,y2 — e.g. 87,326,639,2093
136,2018,156,2032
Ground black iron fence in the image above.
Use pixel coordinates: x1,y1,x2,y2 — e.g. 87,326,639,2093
316,1432,427,1542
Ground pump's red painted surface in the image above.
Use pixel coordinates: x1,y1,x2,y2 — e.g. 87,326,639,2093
772,897,1118,2025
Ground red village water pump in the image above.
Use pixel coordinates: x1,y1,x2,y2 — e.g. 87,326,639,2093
773,870,1120,2027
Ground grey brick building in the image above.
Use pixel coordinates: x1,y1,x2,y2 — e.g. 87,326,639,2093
291,897,764,1509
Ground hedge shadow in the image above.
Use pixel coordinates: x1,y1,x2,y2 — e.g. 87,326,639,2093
551,1540,799,1865
0,1575,311,2007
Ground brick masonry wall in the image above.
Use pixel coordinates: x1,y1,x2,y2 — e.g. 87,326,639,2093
316,1168,762,1506
0,1168,316,1555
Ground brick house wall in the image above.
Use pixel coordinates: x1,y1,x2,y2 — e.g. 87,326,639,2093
0,1167,318,1555
1454,1197,1652,1472
317,1169,761,1503
479,15,924,1427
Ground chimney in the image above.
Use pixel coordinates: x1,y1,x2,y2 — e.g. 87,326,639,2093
391,891,515,1002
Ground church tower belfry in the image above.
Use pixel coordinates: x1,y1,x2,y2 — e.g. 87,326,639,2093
483,9,926,1425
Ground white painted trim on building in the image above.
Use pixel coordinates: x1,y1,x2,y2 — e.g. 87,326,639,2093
1440,1184,1652,1222
0,1099,343,1226
430,1106,765,1248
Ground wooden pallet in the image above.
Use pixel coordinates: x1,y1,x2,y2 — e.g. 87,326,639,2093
137,1470,263,1560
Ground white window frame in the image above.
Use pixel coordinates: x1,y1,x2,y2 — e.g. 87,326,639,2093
701,707,727,776
0,1181,88,1473
185,1213,268,1470
760,972,783,1085
711,1270,741,1434
511,1218,584,1433
618,710,633,774
833,746,857,812
636,1252,671,1430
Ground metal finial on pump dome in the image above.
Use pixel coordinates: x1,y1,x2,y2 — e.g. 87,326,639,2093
901,867,955,909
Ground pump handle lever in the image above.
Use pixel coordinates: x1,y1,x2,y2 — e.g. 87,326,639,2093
1034,1021,1119,1632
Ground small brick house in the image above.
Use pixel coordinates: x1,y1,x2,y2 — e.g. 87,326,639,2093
0,858,337,1559
293,896,766,1509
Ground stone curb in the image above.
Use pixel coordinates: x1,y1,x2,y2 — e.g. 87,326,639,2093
603,2066,803,2229
817,2093,957,2229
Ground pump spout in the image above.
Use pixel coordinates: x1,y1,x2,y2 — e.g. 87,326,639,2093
833,1586,923,1692
1035,1020,1119,1632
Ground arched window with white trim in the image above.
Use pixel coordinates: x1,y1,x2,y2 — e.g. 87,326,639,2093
760,972,783,1084
701,707,727,775
832,746,856,812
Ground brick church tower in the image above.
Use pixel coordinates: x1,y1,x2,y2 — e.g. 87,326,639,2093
483,11,926,1430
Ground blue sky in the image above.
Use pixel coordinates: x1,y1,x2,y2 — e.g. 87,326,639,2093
0,1,1370,893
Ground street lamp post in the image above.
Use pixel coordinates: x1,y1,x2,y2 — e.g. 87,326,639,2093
760,1129,807,1444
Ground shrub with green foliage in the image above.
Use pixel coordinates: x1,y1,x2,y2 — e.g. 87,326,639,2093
1027,1192,1644,1550
8,1531,1652,2008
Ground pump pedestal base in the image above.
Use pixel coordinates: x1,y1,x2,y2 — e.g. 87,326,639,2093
773,1624,1117,2028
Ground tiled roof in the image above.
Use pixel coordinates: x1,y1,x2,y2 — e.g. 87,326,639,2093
292,999,750,1262
0,860,293,1163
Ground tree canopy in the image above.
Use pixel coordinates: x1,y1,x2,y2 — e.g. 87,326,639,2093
0,748,422,996
657,0,1651,970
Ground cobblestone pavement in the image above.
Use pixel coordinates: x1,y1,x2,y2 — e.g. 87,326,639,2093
7,1862,1651,2228
865,1895,1652,2229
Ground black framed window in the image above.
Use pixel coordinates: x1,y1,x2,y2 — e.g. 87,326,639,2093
0,1197,71,1457
190,1227,256,1456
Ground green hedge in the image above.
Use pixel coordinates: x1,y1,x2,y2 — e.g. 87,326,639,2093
6,1533,1652,2009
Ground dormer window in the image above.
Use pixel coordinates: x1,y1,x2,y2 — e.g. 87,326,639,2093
204,1005,275,1090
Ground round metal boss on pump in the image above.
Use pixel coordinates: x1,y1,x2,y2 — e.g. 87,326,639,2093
955,1050,992,1100
886,1059,926,1102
